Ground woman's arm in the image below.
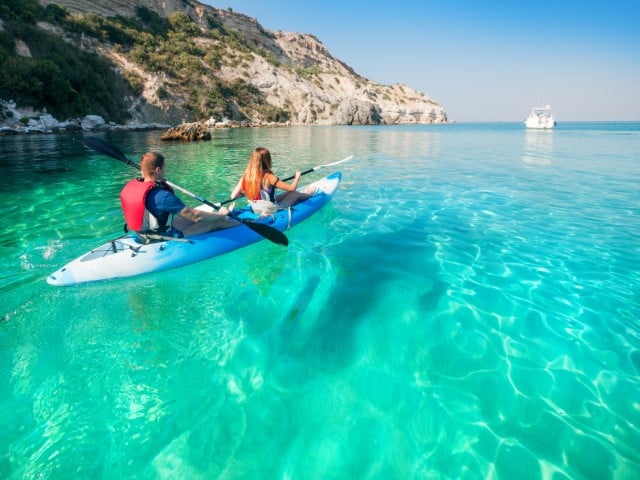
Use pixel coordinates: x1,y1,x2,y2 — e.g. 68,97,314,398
271,171,301,192
230,178,244,199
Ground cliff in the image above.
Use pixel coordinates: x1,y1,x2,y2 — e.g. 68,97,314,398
1,0,447,130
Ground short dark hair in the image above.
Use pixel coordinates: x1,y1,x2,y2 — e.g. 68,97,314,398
140,152,165,177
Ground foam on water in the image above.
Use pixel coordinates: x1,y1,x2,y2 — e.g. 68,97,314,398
1,124,639,479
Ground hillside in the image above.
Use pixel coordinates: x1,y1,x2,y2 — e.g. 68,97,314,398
0,0,448,130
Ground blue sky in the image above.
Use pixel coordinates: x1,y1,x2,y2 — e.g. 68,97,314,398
204,1,640,121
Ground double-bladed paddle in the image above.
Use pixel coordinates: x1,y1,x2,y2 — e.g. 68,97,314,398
82,136,288,246
218,155,353,206
281,155,353,182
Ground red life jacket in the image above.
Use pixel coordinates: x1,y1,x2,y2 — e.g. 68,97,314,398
120,179,172,232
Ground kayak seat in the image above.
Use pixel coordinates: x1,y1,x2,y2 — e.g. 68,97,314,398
248,200,283,216
248,200,294,230
134,230,192,245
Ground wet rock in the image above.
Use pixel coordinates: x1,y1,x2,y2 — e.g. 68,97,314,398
160,122,211,141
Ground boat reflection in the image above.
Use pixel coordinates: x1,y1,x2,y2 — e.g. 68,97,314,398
522,128,554,166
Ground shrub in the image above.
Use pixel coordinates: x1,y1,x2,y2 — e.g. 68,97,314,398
0,18,131,122
0,0,41,23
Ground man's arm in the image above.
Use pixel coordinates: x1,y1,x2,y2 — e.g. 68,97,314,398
178,205,231,223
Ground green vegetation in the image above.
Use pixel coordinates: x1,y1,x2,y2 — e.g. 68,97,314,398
0,0,290,124
257,48,280,66
295,65,321,79
0,0,131,122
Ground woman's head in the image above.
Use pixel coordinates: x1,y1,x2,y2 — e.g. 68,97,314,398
250,147,272,171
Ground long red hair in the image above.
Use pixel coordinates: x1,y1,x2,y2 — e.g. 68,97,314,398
242,147,273,200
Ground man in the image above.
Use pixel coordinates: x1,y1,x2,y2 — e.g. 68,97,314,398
120,151,236,239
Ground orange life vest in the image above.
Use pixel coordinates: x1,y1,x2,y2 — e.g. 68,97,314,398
242,173,276,201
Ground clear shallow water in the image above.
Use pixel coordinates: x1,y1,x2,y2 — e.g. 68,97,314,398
1,123,639,479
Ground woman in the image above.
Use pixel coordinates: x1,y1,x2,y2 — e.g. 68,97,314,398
230,147,309,212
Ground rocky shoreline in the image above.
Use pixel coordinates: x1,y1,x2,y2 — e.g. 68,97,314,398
0,100,446,140
0,101,293,138
0,118,171,136
0,100,167,135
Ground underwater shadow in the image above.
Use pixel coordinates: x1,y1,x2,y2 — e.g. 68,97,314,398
288,218,448,374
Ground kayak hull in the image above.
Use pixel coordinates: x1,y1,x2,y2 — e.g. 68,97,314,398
47,172,341,286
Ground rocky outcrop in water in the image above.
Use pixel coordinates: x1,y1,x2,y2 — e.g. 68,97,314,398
160,122,211,141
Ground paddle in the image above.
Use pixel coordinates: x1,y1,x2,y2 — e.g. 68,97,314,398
82,137,288,246
218,155,353,206
281,155,353,182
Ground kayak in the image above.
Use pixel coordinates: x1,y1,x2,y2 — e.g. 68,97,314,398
47,172,342,286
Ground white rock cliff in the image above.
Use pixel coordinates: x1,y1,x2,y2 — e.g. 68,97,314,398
14,0,448,128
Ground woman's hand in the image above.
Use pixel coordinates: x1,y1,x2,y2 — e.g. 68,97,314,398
292,171,302,188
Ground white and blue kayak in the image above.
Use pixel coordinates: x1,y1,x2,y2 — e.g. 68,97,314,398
47,172,342,286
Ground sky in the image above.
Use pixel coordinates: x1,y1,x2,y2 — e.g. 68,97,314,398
202,0,640,122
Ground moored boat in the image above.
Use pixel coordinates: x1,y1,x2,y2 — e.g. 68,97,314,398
47,172,342,286
524,105,556,129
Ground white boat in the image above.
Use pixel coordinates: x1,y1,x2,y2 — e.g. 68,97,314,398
524,105,556,129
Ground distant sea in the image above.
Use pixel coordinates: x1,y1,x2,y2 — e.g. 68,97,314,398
1,122,639,479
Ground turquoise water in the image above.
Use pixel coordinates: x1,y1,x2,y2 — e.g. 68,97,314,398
1,123,639,479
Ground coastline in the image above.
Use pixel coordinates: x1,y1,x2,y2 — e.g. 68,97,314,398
0,101,452,138
0,122,170,136
0,99,271,137
0,113,287,137
0,99,171,136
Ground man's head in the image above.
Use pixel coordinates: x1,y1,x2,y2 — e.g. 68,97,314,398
140,152,165,180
